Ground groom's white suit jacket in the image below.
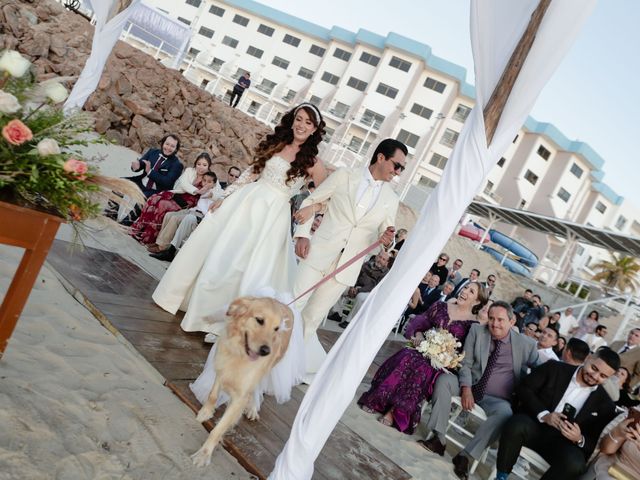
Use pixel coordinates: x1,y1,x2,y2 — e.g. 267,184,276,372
295,168,399,286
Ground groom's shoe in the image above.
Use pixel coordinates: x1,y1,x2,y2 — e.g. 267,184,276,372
452,453,470,480
150,245,176,262
327,312,342,322
417,437,446,456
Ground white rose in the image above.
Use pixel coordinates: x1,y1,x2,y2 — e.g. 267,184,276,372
36,138,60,156
43,81,68,103
0,90,20,113
0,50,31,77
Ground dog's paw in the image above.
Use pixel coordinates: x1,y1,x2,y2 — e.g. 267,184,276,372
191,446,213,467
244,406,260,421
196,406,214,423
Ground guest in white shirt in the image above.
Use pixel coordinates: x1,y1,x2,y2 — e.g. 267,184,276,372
585,324,608,353
537,327,560,363
558,307,579,337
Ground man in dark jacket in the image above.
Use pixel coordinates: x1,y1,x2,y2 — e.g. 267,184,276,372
128,134,183,197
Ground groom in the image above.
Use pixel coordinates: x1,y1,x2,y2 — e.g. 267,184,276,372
293,138,406,377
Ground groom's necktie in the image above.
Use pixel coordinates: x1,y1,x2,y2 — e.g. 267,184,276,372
356,180,375,219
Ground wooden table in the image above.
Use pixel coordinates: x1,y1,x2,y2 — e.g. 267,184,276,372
0,201,63,359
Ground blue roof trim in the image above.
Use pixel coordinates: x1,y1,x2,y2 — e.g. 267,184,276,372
591,170,605,181
355,28,386,50
385,32,431,58
329,26,356,44
593,182,624,206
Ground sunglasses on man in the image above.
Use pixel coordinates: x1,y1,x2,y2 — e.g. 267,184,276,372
390,160,405,172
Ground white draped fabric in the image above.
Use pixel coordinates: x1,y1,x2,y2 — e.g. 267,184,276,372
64,0,142,112
269,1,595,478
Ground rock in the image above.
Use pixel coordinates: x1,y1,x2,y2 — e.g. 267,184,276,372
105,129,124,145
2,4,23,37
49,33,67,56
21,30,50,57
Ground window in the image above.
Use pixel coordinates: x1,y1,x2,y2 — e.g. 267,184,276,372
361,109,385,129
497,157,506,167
232,14,249,26
247,100,261,115
309,95,322,106
256,78,277,94
283,34,301,47
615,215,627,230
453,104,472,123
188,47,200,56
595,201,607,214
309,44,325,57
396,129,420,148
177,17,191,25
329,101,349,119
524,170,539,185
210,57,224,71
333,47,351,61
389,56,411,72
186,0,201,6
257,24,274,36
348,135,364,152
419,176,438,189
323,126,335,143
346,76,367,91
200,79,209,89
359,51,380,66
198,26,214,38
424,77,446,93
282,89,296,102
440,128,459,148
537,145,551,160
410,103,433,120
272,56,290,70
297,67,314,79
376,82,398,99
519,199,527,209
429,153,448,170
222,35,238,48
246,46,263,59
209,5,224,16
557,187,571,202
321,71,339,85
570,163,583,179
484,181,494,194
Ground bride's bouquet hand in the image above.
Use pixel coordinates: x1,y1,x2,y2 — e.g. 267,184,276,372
293,205,315,224
209,199,223,212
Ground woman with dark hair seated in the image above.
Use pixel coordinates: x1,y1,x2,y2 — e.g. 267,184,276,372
130,152,219,245
616,367,640,409
358,282,488,434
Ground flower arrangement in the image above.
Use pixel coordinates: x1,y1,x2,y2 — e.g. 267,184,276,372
414,328,465,370
0,49,142,223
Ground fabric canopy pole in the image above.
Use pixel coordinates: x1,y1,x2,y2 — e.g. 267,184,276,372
64,0,142,112
269,1,596,478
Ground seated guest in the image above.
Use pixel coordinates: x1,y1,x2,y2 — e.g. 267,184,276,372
127,134,183,198
585,324,609,352
483,274,497,298
562,337,590,366
511,289,533,320
521,294,545,330
429,253,450,286
357,283,487,434
452,268,480,298
336,251,390,328
391,228,408,252
131,153,216,245
495,348,621,480
554,336,567,359
615,367,640,409
558,307,579,337
611,328,640,390
547,312,561,332
419,301,538,479
447,258,464,286
149,172,221,261
590,407,640,479
524,321,540,340
404,273,442,318
538,327,560,363
219,166,241,189
574,310,601,340
440,280,456,303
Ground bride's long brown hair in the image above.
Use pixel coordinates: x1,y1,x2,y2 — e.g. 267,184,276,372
252,104,326,182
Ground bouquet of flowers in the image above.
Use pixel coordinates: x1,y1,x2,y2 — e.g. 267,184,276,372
0,49,142,224
414,328,465,370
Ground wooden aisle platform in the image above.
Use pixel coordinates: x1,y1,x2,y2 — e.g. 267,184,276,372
47,240,410,480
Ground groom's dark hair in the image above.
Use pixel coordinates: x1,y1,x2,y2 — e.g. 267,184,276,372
370,139,408,165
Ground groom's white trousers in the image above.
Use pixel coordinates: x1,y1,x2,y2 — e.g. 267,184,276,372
294,259,347,340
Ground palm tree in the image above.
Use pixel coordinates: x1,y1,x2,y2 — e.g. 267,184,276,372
591,254,640,293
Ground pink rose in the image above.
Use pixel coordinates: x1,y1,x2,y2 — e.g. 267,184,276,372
2,119,33,146
63,158,88,180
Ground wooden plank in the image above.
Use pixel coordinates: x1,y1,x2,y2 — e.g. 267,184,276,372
106,314,185,334
122,329,205,351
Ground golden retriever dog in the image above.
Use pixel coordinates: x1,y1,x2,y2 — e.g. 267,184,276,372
191,296,294,467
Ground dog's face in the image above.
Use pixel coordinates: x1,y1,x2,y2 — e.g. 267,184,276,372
226,297,293,361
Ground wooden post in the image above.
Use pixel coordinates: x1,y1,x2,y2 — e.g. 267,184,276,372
483,0,552,145
0,201,63,359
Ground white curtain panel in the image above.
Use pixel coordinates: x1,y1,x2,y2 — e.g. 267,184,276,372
64,0,142,112
269,1,596,478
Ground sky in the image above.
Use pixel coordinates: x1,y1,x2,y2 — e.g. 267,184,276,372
263,0,640,206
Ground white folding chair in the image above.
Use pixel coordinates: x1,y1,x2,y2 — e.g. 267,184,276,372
444,396,491,474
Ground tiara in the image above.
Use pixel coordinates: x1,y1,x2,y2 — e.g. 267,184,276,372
294,103,322,124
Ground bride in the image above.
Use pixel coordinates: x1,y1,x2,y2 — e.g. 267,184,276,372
152,103,327,404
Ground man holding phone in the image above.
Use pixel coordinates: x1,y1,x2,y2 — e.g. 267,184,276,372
496,348,621,480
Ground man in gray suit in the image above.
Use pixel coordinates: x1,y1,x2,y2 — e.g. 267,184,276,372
418,301,539,480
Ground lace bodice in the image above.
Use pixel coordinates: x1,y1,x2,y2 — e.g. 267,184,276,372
258,156,305,196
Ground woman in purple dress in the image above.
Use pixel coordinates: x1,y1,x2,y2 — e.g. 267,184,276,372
358,282,488,434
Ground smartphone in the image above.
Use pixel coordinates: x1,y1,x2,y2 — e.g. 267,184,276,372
627,408,640,428
562,403,577,423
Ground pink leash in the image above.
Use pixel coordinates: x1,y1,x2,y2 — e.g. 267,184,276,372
288,240,382,305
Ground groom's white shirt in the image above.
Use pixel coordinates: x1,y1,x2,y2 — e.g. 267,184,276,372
294,167,399,286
